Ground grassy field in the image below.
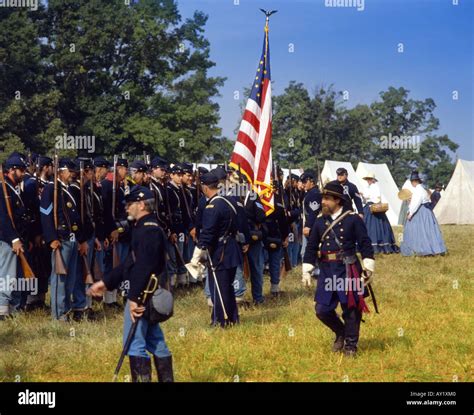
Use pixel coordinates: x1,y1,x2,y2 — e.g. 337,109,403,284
0,225,472,382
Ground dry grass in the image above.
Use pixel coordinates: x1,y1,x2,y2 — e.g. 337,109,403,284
0,225,472,382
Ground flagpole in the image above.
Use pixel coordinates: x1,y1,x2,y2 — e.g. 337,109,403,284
260,9,277,58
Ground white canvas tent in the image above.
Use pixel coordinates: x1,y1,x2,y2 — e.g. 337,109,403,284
434,159,474,225
356,162,401,226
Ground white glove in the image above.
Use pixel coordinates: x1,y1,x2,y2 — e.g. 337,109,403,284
363,258,375,273
302,263,315,287
362,258,375,286
186,247,207,281
191,246,207,265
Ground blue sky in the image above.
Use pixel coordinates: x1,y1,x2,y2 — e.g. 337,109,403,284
177,0,473,160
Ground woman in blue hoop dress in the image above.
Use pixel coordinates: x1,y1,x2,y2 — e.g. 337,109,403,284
400,171,446,256
361,173,399,254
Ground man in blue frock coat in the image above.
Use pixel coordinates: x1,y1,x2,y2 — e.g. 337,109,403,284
302,182,375,357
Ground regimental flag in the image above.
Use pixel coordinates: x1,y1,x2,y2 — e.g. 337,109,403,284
230,16,274,215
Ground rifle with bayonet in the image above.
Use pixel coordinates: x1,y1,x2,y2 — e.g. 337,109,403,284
180,173,193,228
79,161,94,284
34,154,40,197
195,167,202,200
90,166,104,281
111,155,121,269
316,159,322,191
53,152,68,276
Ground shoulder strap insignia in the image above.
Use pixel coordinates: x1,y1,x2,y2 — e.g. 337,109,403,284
144,222,158,227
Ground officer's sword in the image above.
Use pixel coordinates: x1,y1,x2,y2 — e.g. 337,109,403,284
366,281,379,314
206,252,228,321
112,274,159,382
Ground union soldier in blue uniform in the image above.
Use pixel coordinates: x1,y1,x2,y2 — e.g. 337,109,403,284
193,172,242,327
149,156,170,232
0,155,30,319
285,173,302,267
88,186,173,382
301,169,322,236
70,158,97,321
23,155,53,311
91,157,111,305
301,169,322,262
302,182,375,356
225,171,251,303
233,170,266,304
197,167,249,305
165,164,189,288
40,158,89,321
262,167,290,296
180,162,197,273
101,157,132,258
101,157,131,307
192,166,209,242
332,167,364,217
129,160,148,186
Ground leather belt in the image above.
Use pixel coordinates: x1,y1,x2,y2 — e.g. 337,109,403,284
319,251,343,262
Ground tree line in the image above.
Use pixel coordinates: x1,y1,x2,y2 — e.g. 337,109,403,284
0,0,458,188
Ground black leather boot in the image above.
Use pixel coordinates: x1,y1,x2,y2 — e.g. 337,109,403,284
332,334,345,352
72,310,84,322
342,307,362,356
316,307,345,351
153,355,174,382
129,356,152,382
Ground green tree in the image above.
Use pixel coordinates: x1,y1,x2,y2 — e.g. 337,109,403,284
0,0,228,162
415,135,459,188
271,83,458,187
0,6,64,155
369,86,456,185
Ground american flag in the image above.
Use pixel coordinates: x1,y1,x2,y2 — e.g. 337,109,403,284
230,19,274,215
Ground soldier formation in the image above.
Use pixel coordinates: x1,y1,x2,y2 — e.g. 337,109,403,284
0,151,446,381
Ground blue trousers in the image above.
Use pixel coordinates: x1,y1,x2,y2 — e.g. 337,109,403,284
267,247,283,285
315,293,362,350
0,241,21,315
287,226,300,267
50,240,78,320
233,265,246,297
73,237,94,310
104,240,129,301
203,266,246,298
287,240,300,268
184,235,195,263
104,241,130,275
123,301,171,358
208,266,238,327
166,240,186,277
248,242,264,303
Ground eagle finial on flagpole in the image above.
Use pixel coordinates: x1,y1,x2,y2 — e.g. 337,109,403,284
260,8,278,20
